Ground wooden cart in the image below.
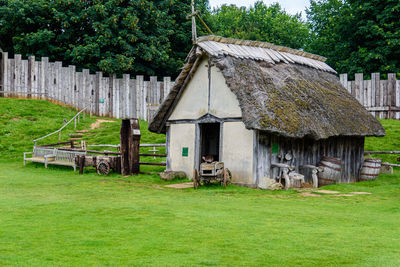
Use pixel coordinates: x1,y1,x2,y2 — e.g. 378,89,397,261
193,161,232,189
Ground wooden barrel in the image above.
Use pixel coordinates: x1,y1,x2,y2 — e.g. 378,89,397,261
360,158,381,181
317,156,342,186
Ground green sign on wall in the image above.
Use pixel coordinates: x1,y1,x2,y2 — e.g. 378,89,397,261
182,147,188,157
272,143,279,154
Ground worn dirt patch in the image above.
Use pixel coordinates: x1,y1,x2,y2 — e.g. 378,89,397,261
117,180,132,184
301,192,321,197
334,194,354,197
317,190,340,194
90,119,115,130
350,192,372,195
11,117,20,121
165,182,193,189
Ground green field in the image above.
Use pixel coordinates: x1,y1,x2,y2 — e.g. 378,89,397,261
1,98,400,266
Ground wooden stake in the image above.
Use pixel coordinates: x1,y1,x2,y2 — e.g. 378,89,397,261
130,119,141,175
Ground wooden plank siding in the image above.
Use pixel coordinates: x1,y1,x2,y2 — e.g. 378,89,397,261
254,132,365,186
0,52,174,121
340,72,400,119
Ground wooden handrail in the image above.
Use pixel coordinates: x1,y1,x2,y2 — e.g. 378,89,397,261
33,103,91,145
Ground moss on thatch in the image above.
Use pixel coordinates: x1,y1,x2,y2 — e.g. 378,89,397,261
214,56,384,139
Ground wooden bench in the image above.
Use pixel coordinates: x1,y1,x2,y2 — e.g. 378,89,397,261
24,147,86,171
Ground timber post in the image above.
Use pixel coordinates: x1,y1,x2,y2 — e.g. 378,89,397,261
120,119,131,175
120,118,141,175
130,119,141,175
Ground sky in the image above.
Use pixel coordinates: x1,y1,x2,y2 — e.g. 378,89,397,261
208,0,309,17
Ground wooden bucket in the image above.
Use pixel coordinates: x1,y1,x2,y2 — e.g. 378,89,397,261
317,156,342,186
360,158,381,181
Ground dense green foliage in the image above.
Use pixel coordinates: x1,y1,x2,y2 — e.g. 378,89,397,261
1,0,399,78
0,0,308,78
0,0,209,77
206,2,310,49
307,0,400,76
1,98,400,265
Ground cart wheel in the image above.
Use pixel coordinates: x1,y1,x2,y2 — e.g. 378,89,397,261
97,160,111,175
223,168,232,187
193,168,199,189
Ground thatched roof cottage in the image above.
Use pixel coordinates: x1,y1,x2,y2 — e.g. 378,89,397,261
149,35,385,188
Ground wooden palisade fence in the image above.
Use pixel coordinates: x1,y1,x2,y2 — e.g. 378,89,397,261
340,73,400,119
0,52,174,121
2,52,399,121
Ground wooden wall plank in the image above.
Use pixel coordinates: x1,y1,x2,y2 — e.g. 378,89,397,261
115,78,120,118
382,80,388,118
129,78,136,118
89,74,96,114
143,81,149,121
156,81,161,104
123,74,130,118
1,52,8,97
21,59,28,97
77,72,84,110
366,80,371,107
41,57,48,100
388,73,396,118
27,56,35,99
95,72,102,116
149,76,157,104
109,74,115,117
136,75,144,119
164,76,171,97
34,61,40,99
120,76,126,118
104,77,110,117
355,73,363,104
9,59,14,97
111,74,117,117
55,61,62,102
14,54,21,97
0,52,7,97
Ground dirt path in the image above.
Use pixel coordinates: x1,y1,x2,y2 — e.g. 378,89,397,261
165,182,193,189
90,119,116,130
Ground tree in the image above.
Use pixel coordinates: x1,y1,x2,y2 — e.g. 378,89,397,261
0,0,210,77
306,0,400,76
207,1,310,49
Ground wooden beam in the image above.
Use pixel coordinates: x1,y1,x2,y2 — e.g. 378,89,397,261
381,162,400,167
364,151,400,154
139,153,167,157
139,162,166,166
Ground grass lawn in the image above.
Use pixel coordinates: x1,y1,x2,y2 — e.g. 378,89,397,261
1,98,400,266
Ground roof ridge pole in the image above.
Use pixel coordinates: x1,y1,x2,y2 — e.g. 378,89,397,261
191,0,197,44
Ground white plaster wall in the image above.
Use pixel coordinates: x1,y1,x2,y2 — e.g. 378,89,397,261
169,59,208,120
222,122,254,185
169,57,242,120
169,123,195,178
209,65,242,118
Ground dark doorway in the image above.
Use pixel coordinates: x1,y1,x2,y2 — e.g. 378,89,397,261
200,123,220,163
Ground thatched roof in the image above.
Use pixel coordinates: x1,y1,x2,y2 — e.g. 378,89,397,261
149,36,385,139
